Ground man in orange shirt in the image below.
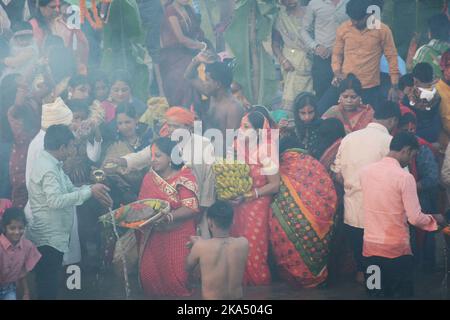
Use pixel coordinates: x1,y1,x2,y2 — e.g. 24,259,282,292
360,132,445,298
318,0,401,115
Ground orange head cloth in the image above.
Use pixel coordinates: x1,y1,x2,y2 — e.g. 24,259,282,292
159,107,195,137
165,107,195,126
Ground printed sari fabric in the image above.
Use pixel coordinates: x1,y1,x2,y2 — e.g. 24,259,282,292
270,149,337,288
231,161,272,286
322,104,374,134
138,167,199,297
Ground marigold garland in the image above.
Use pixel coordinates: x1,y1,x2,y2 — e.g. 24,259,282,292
79,0,108,30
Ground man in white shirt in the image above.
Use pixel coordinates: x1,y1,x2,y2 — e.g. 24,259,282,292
332,100,401,283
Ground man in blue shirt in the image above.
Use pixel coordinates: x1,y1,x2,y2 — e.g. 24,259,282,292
28,124,112,300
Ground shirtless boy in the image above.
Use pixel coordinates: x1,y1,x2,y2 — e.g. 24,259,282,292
186,201,248,300
184,51,244,155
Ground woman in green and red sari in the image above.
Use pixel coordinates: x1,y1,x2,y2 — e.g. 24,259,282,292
137,137,199,297
322,74,374,134
270,145,337,288
231,111,280,286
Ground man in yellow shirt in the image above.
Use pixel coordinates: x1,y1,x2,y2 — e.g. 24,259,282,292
437,50,450,151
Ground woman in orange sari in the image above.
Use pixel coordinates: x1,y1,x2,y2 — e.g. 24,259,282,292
231,111,280,285
270,145,337,288
322,74,374,134
137,137,199,297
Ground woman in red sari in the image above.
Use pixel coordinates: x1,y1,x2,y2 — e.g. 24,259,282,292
138,137,199,297
322,74,374,134
231,111,280,285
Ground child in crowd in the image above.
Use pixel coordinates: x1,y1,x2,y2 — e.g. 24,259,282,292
0,207,41,300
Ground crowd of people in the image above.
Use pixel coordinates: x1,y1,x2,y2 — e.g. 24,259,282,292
1,0,450,300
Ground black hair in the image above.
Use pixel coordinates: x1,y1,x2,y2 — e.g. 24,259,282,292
68,74,90,89
205,61,233,88
116,102,137,119
34,0,58,33
252,105,276,128
1,207,27,229
153,137,184,170
368,0,384,11
247,111,266,130
390,132,419,152
374,100,401,120
66,99,90,116
312,118,346,160
207,200,234,230
399,73,414,91
412,62,434,83
293,92,319,138
110,70,132,88
44,124,75,151
338,73,363,97
428,13,450,41
398,112,417,129
346,0,369,21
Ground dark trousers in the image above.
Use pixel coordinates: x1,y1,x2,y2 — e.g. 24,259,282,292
344,224,364,272
364,255,414,298
317,85,382,117
312,55,333,100
35,246,64,300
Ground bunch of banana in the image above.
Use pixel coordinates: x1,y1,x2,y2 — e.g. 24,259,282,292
139,97,169,127
213,160,253,200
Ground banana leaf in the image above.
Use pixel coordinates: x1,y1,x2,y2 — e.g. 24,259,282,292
99,198,170,229
224,0,278,106
100,0,149,100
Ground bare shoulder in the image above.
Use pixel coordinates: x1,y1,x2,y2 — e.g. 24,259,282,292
234,236,249,247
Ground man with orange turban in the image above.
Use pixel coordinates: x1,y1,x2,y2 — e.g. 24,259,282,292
111,107,216,238
159,106,196,137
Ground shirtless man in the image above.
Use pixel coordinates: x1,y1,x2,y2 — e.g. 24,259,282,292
184,51,245,155
186,200,248,300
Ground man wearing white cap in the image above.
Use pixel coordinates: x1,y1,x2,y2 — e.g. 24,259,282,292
27,124,112,300
25,97,101,266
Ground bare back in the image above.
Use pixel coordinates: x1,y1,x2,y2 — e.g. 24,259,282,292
205,95,244,135
194,237,248,300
